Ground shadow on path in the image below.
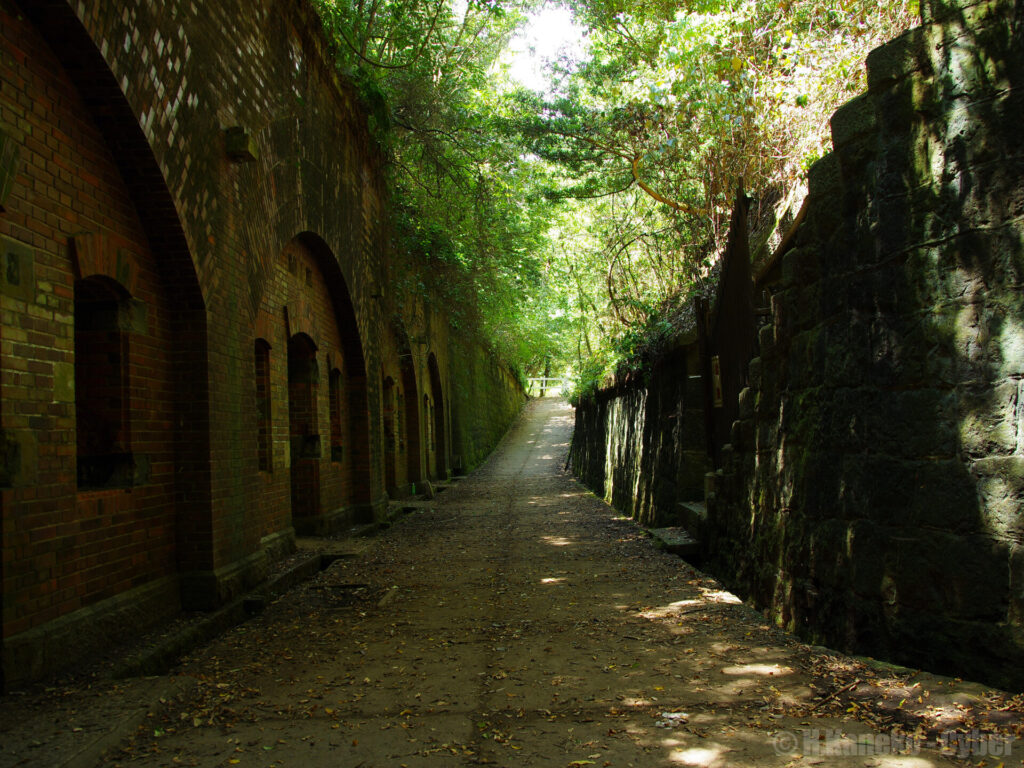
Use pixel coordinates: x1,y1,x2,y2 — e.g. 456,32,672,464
5,398,1020,767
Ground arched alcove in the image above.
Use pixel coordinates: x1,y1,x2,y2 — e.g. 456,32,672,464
3,2,212,686
428,353,447,480
288,333,321,523
291,232,372,513
392,322,422,489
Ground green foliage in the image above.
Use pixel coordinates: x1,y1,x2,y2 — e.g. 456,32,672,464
310,0,916,390
506,0,915,386
312,0,562,374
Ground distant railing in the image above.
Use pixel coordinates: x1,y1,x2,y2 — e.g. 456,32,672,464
526,377,571,397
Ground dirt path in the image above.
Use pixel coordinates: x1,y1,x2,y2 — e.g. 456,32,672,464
97,398,1016,766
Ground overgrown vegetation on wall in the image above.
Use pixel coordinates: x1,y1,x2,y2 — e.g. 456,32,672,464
311,0,560,375
571,0,1024,689
310,0,915,390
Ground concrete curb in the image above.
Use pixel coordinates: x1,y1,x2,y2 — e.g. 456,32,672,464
113,553,324,678
58,676,198,768
51,554,331,768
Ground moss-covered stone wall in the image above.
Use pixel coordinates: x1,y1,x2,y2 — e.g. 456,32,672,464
571,0,1024,688
710,0,1024,689
448,337,526,474
570,343,709,527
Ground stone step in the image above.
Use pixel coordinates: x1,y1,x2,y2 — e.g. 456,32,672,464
349,522,379,538
648,527,700,560
677,500,707,534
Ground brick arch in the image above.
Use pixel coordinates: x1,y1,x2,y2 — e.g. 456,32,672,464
293,232,368,379
3,2,213,686
393,323,423,488
15,0,212,499
290,232,371,511
428,352,447,480
70,233,143,297
16,1,207,315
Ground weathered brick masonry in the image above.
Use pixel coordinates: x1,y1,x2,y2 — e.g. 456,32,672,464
0,0,524,687
572,0,1024,688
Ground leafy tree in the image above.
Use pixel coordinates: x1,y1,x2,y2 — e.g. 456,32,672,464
503,0,916,391
311,0,917,390
313,0,569,375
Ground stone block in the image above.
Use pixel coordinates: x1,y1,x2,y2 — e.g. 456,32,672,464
786,328,826,388
679,409,706,448
907,458,983,532
683,374,703,404
822,319,872,388
894,531,1008,621
841,520,889,598
920,0,981,22
677,500,707,532
835,135,878,187
804,154,844,240
649,527,701,560
704,472,717,500
867,389,959,458
866,27,928,93
730,418,754,450
677,450,709,499
754,409,780,451
817,387,872,451
737,387,756,420
748,357,762,389
1010,544,1024,635
781,246,813,287
839,454,916,520
903,241,991,308
957,380,1021,456
974,456,1024,538
831,93,878,150
225,126,259,162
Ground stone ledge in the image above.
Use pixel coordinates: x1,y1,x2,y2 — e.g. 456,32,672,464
114,552,324,678
3,576,180,689
648,527,701,561
678,501,708,537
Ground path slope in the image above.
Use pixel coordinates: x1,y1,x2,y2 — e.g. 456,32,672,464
111,399,973,766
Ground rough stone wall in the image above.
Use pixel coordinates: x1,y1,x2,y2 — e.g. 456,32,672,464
0,0,524,687
570,344,708,527
569,0,1023,687
709,0,1024,688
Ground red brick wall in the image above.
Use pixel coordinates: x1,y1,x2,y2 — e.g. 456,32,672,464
0,4,181,640
253,237,370,535
0,0,525,686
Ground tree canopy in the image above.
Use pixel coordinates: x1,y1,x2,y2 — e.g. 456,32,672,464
311,0,916,392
